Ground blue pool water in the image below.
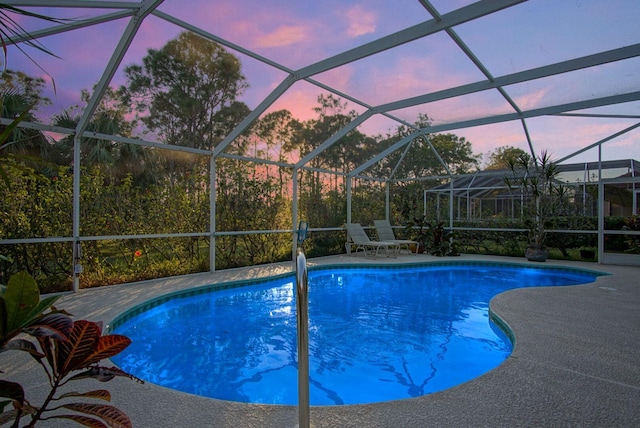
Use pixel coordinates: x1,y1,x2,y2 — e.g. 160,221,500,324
110,262,601,405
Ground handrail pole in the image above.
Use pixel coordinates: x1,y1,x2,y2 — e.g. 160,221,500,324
295,247,310,428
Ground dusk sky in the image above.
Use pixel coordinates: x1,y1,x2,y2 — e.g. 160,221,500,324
6,0,640,168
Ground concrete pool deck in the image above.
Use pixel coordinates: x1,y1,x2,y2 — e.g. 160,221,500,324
5,254,640,427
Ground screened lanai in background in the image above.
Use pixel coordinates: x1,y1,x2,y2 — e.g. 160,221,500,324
1,0,639,292
427,159,640,221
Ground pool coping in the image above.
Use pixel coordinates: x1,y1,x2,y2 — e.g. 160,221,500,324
4,254,640,427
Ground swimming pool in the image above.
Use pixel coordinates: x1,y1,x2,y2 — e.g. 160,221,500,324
109,262,602,405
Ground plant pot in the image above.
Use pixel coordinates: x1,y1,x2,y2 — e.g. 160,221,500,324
525,245,549,262
409,243,425,254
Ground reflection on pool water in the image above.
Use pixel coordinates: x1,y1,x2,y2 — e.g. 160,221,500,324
110,262,601,405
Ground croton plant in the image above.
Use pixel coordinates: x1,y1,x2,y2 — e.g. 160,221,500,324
0,271,139,427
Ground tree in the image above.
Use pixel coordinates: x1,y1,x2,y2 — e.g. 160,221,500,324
0,70,51,159
0,71,54,185
212,101,252,155
295,95,372,227
50,87,157,184
120,31,248,151
378,115,480,225
387,132,479,179
484,146,527,170
427,133,479,175
0,70,50,108
309,94,371,177
375,113,478,179
255,109,300,195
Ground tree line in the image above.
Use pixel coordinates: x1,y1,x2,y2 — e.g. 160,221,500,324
1,31,519,291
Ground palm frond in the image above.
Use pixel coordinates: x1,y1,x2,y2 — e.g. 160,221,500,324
0,5,65,58
0,5,70,90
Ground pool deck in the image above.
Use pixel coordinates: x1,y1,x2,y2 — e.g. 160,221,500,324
5,254,640,427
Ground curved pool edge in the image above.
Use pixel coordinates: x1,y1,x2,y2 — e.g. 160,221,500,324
104,258,608,406
10,255,639,427
485,261,610,353
488,308,516,348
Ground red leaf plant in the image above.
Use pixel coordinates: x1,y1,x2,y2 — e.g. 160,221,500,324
24,320,138,427
0,272,141,427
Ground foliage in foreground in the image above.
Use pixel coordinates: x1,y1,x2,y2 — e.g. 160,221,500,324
0,271,138,427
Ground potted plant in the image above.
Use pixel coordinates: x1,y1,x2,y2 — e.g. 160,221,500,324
505,151,565,262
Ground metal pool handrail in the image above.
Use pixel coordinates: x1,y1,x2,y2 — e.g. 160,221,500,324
296,248,309,427
296,221,310,428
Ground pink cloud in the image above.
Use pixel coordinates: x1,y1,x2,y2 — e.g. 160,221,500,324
512,88,549,111
337,45,480,107
380,56,459,98
454,122,530,158
254,25,310,48
267,86,321,122
550,119,639,157
156,1,315,62
340,6,377,38
313,65,355,93
309,55,443,108
222,12,324,68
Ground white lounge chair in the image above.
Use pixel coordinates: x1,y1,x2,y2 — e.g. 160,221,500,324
374,219,418,255
345,223,400,259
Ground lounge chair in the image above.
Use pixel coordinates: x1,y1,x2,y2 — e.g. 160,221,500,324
345,223,400,259
374,219,418,255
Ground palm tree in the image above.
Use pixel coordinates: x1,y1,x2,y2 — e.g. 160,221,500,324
0,6,67,184
51,108,158,185
0,90,51,158
0,90,54,185
505,150,566,262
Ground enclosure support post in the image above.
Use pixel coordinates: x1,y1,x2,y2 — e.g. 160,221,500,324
72,135,82,293
346,177,352,224
292,169,299,260
385,181,390,221
632,159,637,214
597,145,604,264
583,164,588,216
449,179,454,237
466,191,471,221
210,157,216,272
